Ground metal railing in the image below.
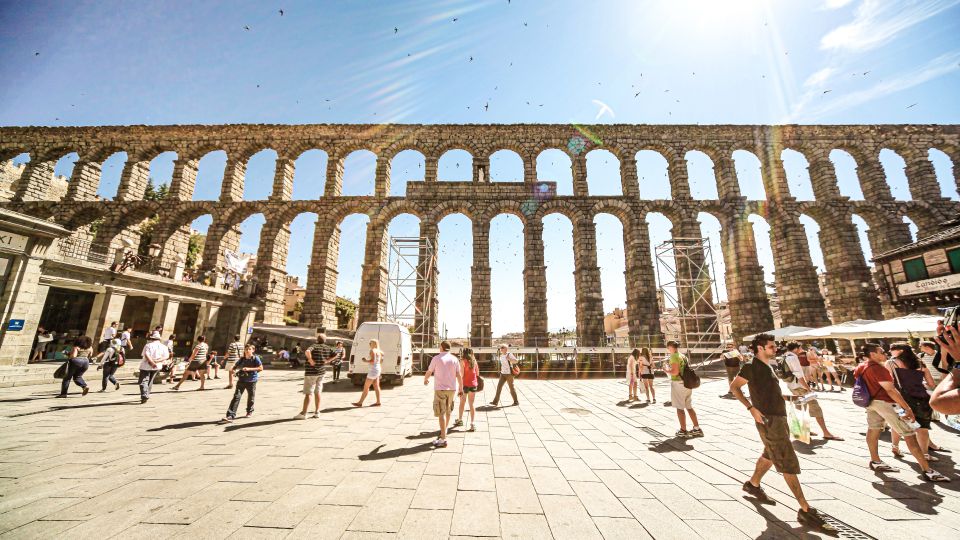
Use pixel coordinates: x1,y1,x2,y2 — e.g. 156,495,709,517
58,237,109,265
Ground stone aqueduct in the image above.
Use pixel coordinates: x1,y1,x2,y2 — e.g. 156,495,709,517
1,124,958,347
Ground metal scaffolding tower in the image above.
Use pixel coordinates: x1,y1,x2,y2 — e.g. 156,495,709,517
386,236,438,347
655,237,722,355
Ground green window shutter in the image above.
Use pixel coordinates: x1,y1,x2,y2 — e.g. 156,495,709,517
903,257,929,282
948,248,960,273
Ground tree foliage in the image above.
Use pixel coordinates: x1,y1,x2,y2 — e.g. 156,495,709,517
336,297,357,329
185,233,204,269
137,178,170,257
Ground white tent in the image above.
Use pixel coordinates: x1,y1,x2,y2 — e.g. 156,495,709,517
742,325,813,342
788,320,877,340
828,314,940,340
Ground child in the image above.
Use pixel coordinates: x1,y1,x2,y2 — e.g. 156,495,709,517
222,344,263,422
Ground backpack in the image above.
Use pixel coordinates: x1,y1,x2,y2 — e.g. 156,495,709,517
851,374,872,407
679,355,700,389
774,356,796,383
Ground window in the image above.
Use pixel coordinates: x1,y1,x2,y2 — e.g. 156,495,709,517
903,257,929,282
948,248,960,274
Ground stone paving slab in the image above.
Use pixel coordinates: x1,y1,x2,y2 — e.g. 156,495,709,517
0,370,958,539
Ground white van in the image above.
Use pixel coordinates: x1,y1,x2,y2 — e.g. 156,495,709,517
349,322,413,386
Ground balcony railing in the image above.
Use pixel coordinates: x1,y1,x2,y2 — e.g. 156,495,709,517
58,237,109,265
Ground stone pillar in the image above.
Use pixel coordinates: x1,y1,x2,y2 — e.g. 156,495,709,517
669,154,692,199
91,288,128,345
523,154,537,183
149,296,181,338
270,158,295,201
64,161,102,201
623,218,663,346
671,216,719,346
302,222,340,329
523,219,548,346
948,149,960,199
374,157,391,197
715,151,742,199
357,221,389,325
856,150,894,200
220,156,246,202
806,155,843,200
324,153,345,196
759,144,792,200
116,160,151,201
473,156,489,183
572,155,588,197
817,213,883,322
768,211,831,328
866,217,914,257
621,155,639,198
424,154,438,183
0,257,51,365
414,221,439,346
200,220,242,281
720,215,774,342
471,219,492,348
572,219,606,346
169,158,199,201
13,159,54,201
254,221,291,324
904,154,943,201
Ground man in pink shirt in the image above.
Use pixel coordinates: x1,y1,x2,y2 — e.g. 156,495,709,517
424,340,462,448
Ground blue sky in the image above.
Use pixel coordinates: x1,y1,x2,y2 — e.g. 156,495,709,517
2,0,959,337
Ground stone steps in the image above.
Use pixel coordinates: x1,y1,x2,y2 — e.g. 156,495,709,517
0,363,142,388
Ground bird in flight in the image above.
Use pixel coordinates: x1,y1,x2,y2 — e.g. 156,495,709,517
452,17,458,22
592,100,614,120
484,102,489,111
279,9,284,16
906,103,918,109
244,25,250,30
823,90,832,94
394,27,398,33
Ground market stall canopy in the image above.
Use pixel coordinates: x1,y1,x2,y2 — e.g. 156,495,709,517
742,326,813,342
788,320,878,340
827,314,940,340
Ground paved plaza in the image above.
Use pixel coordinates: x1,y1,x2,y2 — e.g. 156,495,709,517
0,370,958,539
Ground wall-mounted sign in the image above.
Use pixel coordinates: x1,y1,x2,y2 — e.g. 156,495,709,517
7,319,24,331
898,272,960,297
0,231,28,253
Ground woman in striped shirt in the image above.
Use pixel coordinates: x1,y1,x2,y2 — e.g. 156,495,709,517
173,335,210,391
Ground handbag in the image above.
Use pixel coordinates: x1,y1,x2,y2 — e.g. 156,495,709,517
511,364,520,376
476,375,485,391
53,361,68,379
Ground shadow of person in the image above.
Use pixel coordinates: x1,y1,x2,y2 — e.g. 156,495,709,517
147,420,222,431
406,430,441,440
746,496,839,538
8,401,137,418
871,478,943,514
476,405,500,412
359,442,435,461
648,436,694,453
319,406,356,413
792,439,828,455
616,400,632,407
223,418,296,432
629,402,650,409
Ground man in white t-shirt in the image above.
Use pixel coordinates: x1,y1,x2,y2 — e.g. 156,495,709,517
139,331,170,403
784,342,842,441
490,344,519,407
100,321,118,352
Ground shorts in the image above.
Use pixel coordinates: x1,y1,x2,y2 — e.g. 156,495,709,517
789,387,823,418
670,381,692,409
433,390,455,417
903,394,933,430
187,360,206,372
641,374,655,380
462,386,478,393
756,415,801,475
866,400,916,437
303,374,323,394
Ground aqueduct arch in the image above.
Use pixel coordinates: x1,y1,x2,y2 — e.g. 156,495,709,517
2,123,958,344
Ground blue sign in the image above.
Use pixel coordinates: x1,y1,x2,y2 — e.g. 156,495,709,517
247,327,254,334
7,319,24,331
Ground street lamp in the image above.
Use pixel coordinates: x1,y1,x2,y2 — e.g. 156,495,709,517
148,243,161,258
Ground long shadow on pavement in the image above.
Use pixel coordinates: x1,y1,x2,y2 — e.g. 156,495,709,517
147,420,223,431
6,401,138,417
359,442,435,461
648,436,694,453
223,418,295,432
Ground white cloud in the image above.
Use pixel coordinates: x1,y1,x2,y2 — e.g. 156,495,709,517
823,0,855,9
788,51,960,121
821,0,960,51
804,67,836,88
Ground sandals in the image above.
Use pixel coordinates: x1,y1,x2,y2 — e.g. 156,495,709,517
925,454,940,463
923,469,950,482
892,446,904,459
822,435,844,441
870,461,897,472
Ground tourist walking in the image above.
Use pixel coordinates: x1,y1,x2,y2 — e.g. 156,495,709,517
222,344,263,422
58,335,94,398
887,343,939,463
784,342,843,441
96,338,123,392
665,341,701,437
224,335,244,389
455,347,478,431
352,339,383,407
139,331,169,403
424,341,463,448
120,326,133,355
805,345,823,391
173,335,210,391
720,342,743,398
490,344,519,407
854,343,948,481
730,333,838,534
819,348,841,391
625,349,639,401
639,347,656,403
162,334,176,383
332,341,345,382
99,321,118,352
296,329,337,419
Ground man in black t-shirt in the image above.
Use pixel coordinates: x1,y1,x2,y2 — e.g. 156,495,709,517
730,333,836,535
294,329,336,419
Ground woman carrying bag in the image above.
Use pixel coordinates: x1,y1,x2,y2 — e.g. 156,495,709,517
58,335,94,398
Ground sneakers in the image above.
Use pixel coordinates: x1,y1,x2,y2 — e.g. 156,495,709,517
453,419,463,427
221,417,234,423
311,412,320,419
432,438,447,448
797,507,837,535
97,389,106,393
294,413,306,420
869,461,897,472
81,387,89,396
675,429,689,438
245,412,253,418
688,427,704,438
742,481,775,504
115,382,120,390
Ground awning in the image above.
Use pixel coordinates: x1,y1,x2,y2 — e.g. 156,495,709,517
788,319,878,340
828,314,940,340
742,325,813,342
